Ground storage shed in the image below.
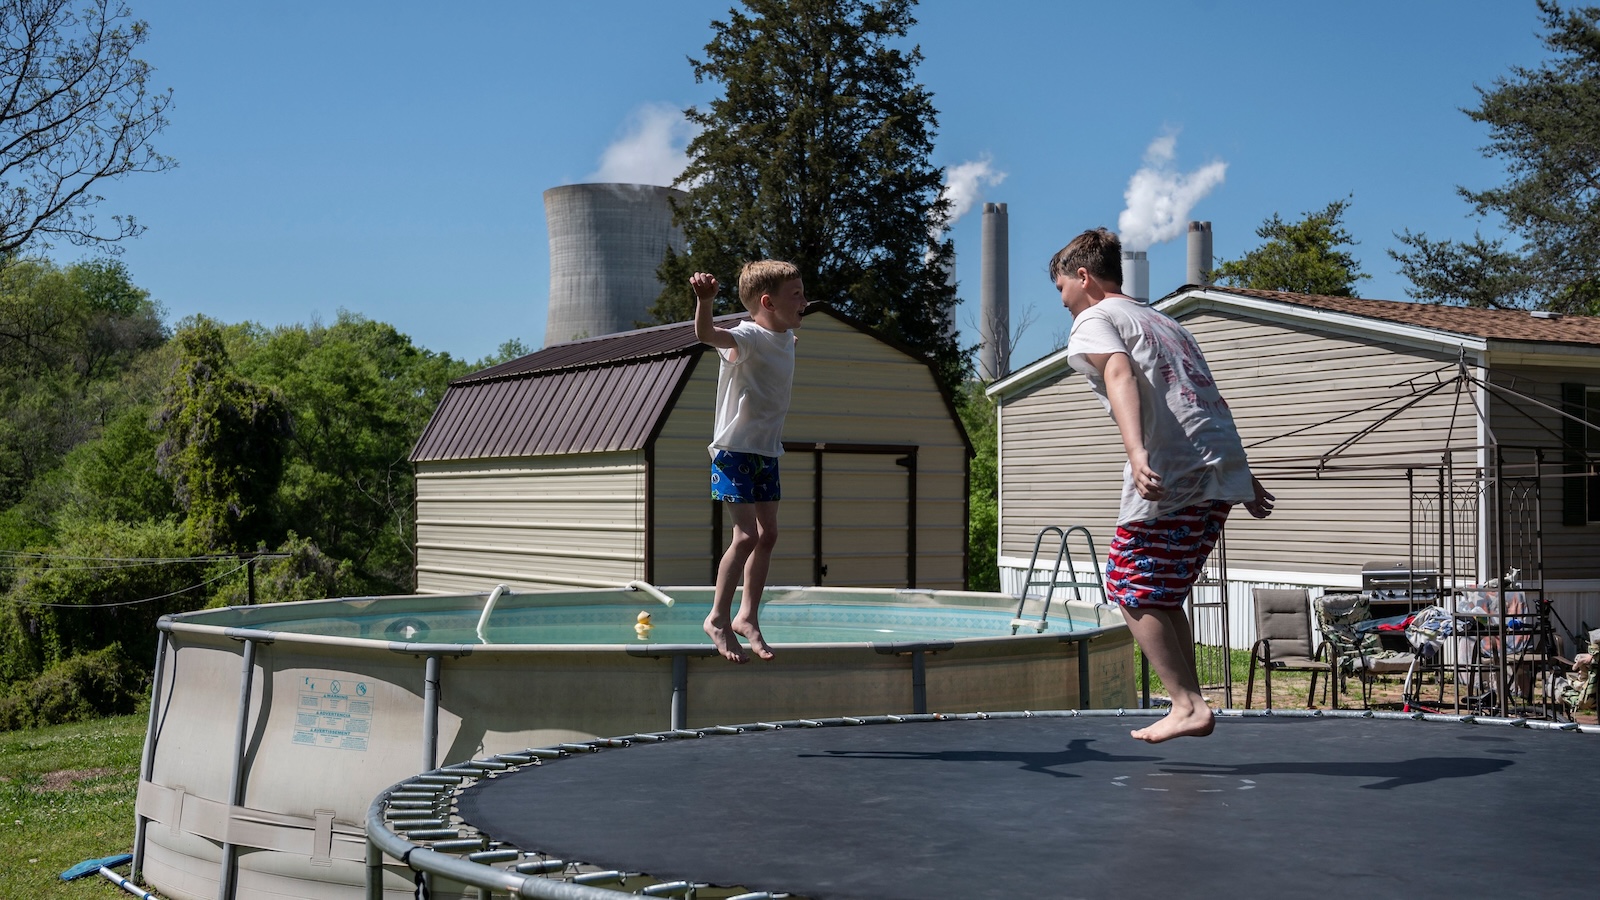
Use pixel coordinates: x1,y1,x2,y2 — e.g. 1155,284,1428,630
410,305,972,593
986,286,1600,646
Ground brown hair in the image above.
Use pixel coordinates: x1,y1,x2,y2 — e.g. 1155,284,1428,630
1048,228,1122,285
738,259,801,311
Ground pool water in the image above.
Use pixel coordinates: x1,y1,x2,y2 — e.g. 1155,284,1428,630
269,601,1091,645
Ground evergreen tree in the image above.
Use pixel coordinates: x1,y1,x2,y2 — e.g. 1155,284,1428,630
1392,1,1600,314
650,0,964,390
1212,198,1369,297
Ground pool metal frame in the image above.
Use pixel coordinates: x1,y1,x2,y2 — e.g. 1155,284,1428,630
364,707,1600,899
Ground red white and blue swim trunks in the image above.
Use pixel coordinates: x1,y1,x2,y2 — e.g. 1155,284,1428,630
1104,500,1230,609
710,450,781,503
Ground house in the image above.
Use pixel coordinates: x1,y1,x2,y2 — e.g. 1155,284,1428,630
409,305,972,593
986,286,1600,652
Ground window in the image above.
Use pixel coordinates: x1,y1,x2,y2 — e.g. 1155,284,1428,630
1563,382,1600,525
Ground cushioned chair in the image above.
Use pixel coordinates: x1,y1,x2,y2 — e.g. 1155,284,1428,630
1246,588,1335,709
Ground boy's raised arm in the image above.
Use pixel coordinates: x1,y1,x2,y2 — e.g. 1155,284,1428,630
691,272,737,350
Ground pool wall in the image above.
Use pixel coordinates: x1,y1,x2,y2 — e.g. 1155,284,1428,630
133,586,1134,900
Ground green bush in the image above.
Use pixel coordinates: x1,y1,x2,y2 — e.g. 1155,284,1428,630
0,644,144,730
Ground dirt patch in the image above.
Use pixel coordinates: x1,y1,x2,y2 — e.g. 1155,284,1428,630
38,767,117,791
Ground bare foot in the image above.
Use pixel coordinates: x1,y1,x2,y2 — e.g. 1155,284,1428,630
704,616,747,663
1130,707,1214,743
732,616,775,660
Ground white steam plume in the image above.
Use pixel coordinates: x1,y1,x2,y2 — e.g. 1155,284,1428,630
586,103,698,186
1117,132,1226,251
942,157,1007,228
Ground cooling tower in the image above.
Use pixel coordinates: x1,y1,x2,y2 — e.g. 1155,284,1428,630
979,202,1010,380
543,183,687,345
1186,220,1213,286
1120,249,1149,303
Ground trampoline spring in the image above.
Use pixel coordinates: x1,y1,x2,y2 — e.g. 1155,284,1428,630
388,800,439,810
886,715,905,723
515,858,568,875
417,774,464,784
403,827,462,840
669,729,703,739
387,811,443,821
496,753,536,764
726,893,777,900
431,837,488,853
527,748,565,759
705,725,743,734
626,733,667,742
390,791,445,800
752,722,783,730
559,742,602,752
572,870,626,885
841,717,865,725
464,759,511,770
467,848,520,864
797,720,822,727
641,881,697,896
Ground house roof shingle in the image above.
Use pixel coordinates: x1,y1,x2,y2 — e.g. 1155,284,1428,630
1167,286,1600,348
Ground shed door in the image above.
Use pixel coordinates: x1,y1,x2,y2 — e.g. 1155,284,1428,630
714,443,919,588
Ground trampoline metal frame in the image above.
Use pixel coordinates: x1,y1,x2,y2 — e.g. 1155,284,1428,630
364,707,1599,899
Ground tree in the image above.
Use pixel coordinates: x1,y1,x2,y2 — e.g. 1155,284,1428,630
155,318,288,550
1212,198,1370,296
236,313,468,592
0,257,163,506
650,0,965,390
0,0,173,259
1392,1,1600,314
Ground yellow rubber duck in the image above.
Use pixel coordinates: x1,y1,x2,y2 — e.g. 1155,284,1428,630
634,611,653,640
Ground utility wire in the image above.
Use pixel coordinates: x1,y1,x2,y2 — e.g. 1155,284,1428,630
6,561,251,609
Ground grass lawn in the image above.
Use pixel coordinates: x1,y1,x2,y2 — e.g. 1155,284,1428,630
0,713,148,899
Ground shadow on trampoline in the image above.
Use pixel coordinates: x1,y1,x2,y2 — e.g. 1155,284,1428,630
1162,754,1513,789
798,737,1162,778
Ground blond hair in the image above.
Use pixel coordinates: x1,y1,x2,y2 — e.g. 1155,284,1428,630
738,260,801,312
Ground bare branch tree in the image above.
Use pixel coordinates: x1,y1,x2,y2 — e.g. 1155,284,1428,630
0,0,173,259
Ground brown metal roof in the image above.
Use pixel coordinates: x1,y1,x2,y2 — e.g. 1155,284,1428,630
412,306,973,463
407,316,749,462
1168,286,1600,348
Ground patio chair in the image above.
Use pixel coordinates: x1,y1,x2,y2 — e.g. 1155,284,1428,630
1245,588,1335,710
1316,592,1421,709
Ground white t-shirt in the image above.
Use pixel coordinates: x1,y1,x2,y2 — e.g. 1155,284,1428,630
709,319,796,458
1066,296,1255,524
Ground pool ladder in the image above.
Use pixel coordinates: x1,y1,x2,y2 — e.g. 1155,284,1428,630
1011,525,1108,634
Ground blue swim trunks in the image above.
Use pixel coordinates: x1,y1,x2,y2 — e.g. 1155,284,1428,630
711,450,781,503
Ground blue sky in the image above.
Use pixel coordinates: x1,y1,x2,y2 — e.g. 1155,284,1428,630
89,0,1552,372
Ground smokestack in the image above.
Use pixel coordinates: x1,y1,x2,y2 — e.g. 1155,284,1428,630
1120,249,1149,303
1186,220,1213,286
980,202,1010,380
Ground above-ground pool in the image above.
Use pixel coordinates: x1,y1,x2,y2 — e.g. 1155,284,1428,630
133,584,1134,900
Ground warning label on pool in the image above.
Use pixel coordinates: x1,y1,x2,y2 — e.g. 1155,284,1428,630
293,675,373,751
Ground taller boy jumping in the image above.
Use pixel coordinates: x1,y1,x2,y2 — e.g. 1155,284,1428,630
692,261,808,663
1052,228,1275,742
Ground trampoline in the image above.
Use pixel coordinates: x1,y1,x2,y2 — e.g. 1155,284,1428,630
368,710,1600,900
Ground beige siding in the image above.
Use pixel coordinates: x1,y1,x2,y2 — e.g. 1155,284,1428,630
1487,364,1600,580
414,453,646,593
999,310,1468,579
651,358,720,585
787,316,969,589
653,315,969,589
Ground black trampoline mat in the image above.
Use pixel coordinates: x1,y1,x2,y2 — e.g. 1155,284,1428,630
455,716,1599,900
